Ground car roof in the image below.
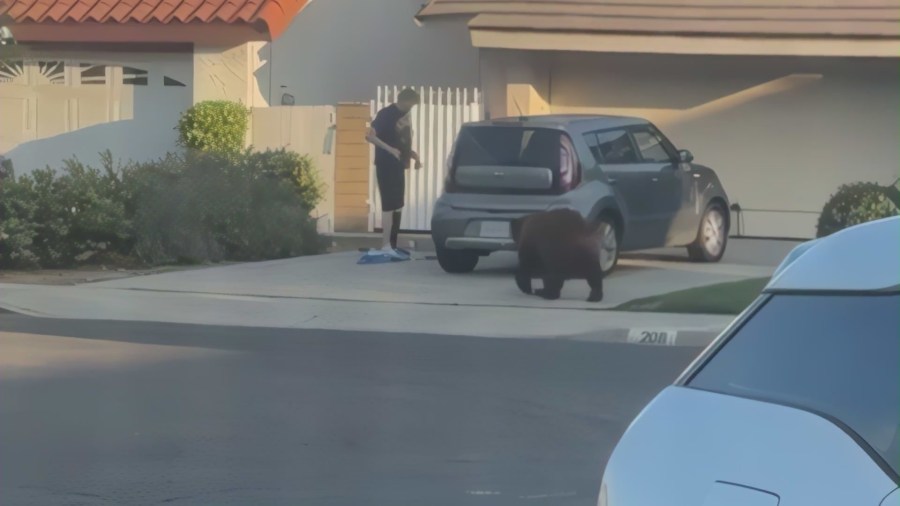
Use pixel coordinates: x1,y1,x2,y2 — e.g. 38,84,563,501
464,114,647,130
765,216,900,293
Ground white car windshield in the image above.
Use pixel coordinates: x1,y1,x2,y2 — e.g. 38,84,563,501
688,293,900,479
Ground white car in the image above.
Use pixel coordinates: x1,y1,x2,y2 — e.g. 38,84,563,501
599,216,900,505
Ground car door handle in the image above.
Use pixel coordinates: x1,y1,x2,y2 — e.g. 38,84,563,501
651,177,659,182
608,177,618,185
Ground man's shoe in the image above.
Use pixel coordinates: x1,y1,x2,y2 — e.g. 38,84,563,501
381,246,407,259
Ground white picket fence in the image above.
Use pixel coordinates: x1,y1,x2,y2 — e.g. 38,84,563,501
369,85,483,232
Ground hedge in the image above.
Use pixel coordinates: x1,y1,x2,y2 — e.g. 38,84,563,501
816,181,900,238
0,149,326,269
176,100,250,154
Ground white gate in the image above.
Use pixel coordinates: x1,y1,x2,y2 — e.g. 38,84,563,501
369,85,482,232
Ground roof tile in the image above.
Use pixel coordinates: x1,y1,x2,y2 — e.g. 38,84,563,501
169,0,203,23
39,0,78,21
85,0,118,21
149,0,181,22
63,0,101,22
23,0,54,20
1,0,308,38
106,0,141,22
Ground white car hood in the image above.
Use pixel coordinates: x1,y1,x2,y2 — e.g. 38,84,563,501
601,386,897,505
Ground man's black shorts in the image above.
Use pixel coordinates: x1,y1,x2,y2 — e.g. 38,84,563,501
376,162,405,212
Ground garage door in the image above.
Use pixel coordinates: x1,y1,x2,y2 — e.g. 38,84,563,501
0,55,192,169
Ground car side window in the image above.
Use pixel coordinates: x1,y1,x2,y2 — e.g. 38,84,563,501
631,127,672,163
585,129,638,165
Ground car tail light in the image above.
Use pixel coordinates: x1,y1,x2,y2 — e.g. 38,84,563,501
559,134,580,193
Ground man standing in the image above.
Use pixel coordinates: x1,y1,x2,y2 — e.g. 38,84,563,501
366,88,421,257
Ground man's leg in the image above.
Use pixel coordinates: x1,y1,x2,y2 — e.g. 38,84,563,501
390,210,402,249
376,163,398,252
382,210,394,250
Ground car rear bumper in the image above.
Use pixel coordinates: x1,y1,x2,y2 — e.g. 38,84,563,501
430,192,590,251
431,197,540,253
444,237,516,251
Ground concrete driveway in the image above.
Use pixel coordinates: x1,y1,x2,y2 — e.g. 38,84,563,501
0,238,795,341
90,242,782,310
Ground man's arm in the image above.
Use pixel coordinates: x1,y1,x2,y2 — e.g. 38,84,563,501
366,108,402,160
365,127,401,160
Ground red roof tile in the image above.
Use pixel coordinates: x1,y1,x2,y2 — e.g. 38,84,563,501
0,0,308,38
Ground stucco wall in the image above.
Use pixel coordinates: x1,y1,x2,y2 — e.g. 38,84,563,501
481,50,900,238
194,42,268,108
265,0,479,106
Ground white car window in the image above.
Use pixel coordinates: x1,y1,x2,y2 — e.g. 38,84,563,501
689,294,900,478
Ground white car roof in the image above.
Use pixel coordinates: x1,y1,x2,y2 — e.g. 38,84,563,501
766,216,900,293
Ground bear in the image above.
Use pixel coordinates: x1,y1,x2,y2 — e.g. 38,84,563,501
510,208,604,302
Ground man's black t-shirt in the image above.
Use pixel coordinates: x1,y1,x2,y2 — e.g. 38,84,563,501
372,104,410,168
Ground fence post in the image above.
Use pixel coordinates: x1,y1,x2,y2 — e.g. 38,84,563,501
333,102,371,232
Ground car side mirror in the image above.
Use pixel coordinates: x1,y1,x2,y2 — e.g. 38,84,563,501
679,149,694,163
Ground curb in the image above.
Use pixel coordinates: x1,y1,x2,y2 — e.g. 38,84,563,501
561,327,722,348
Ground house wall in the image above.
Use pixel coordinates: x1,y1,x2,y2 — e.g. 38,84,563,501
266,0,479,106
480,49,900,238
3,49,193,173
194,42,268,108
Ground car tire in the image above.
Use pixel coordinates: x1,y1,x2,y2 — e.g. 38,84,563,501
436,245,479,274
687,203,728,263
596,216,620,276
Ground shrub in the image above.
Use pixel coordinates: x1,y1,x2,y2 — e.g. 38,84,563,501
0,155,13,180
129,150,325,265
245,149,325,210
176,100,249,154
55,154,132,262
816,181,900,238
0,147,325,268
0,176,39,268
1,153,132,268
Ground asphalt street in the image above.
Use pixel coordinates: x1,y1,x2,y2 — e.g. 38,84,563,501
0,315,702,506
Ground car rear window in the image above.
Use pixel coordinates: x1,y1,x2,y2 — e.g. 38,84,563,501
688,293,900,477
454,126,562,170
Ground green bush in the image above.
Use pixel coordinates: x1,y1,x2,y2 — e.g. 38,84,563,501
245,149,325,210
0,175,39,268
0,153,131,268
816,181,900,238
176,100,249,154
0,148,325,269
0,155,13,180
128,150,325,265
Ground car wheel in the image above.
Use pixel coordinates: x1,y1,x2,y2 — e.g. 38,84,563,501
596,216,619,276
436,245,479,273
688,203,728,262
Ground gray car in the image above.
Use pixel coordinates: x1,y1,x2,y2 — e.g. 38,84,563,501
599,217,900,505
430,115,730,274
